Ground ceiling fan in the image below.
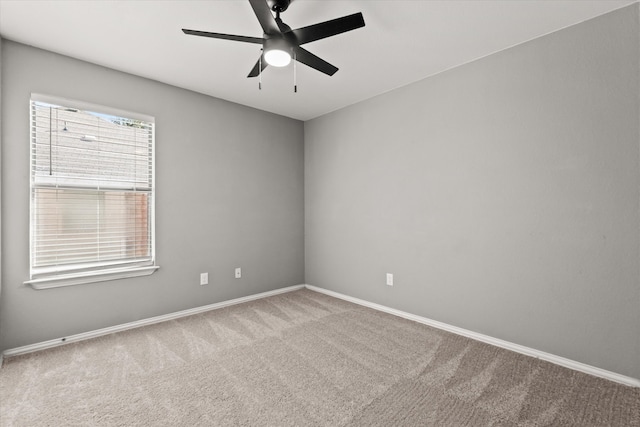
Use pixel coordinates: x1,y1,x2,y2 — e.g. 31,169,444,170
182,0,365,78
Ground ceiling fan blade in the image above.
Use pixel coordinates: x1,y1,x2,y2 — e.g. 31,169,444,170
290,12,365,45
247,55,269,78
294,47,338,76
248,0,281,36
182,29,263,44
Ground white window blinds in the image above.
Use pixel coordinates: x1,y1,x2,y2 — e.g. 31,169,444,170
29,96,156,284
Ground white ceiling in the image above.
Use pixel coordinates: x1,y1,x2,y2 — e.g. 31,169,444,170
0,0,635,121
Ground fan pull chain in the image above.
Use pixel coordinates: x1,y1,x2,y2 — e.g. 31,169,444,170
259,49,263,90
293,50,297,93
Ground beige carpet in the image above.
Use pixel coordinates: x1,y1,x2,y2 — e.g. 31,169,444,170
0,288,638,426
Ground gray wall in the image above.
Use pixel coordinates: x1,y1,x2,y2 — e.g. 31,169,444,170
0,36,3,301
305,4,640,379
0,40,304,351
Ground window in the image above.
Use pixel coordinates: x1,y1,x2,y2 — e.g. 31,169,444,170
26,94,158,289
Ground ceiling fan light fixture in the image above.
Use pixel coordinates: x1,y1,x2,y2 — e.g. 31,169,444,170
264,49,291,67
263,38,291,67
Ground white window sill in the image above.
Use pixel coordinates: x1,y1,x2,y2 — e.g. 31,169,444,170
24,265,159,290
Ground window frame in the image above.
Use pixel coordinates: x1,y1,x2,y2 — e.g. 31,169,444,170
25,94,158,289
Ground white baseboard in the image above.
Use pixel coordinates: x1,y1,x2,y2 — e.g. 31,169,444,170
305,285,640,388
4,283,638,388
1,284,305,361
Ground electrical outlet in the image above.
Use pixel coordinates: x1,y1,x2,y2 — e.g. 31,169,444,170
386,273,393,286
200,272,208,286
235,267,241,279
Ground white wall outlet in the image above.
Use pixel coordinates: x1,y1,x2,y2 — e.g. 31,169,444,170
235,267,241,279
386,273,393,286
200,272,208,286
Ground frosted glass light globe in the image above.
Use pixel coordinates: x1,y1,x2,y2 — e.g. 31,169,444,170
264,49,291,67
